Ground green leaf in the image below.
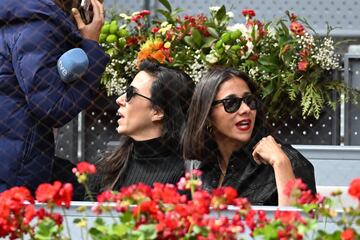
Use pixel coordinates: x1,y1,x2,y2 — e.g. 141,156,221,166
202,37,217,48
215,5,226,22
158,0,172,12
120,211,134,224
94,217,106,226
156,9,173,22
191,28,203,48
137,224,157,239
111,223,129,237
207,27,219,38
258,55,278,66
35,218,62,240
262,83,274,98
184,36,196,48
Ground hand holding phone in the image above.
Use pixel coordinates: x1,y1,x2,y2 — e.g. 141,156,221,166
79,0,93,24
72,0,105,42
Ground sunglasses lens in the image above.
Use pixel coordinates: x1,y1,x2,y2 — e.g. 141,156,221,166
125,86,134,102
224,98,241,113
244,95,257,110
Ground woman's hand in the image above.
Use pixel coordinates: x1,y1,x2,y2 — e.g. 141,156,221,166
72,0,105,42
252,135,289,167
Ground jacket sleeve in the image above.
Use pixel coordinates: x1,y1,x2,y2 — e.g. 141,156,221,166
283,145,317,195
11,20,109,127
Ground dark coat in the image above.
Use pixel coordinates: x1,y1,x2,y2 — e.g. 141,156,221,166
198,128,317,206
0,0,109,192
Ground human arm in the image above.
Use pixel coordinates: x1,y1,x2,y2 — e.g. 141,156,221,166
11,1,108,127
252,135,296,206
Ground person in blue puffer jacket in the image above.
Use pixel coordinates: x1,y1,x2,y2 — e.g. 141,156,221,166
0,0,109,193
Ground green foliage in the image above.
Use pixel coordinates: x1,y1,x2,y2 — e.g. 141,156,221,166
100,2,360,119
35,218,64,240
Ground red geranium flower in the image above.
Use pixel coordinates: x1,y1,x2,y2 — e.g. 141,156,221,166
341,228,355,240
35,181,73,208
298,60,308,72
74,161,96,175
242,9,256,18
348,178,360,200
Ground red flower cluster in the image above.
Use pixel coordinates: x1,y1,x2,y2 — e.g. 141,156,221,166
284,178,324,205
341,228,356,240
242,9,256,18
35,181,73,208
0,183,70,239
131,10,151,27
0,187,35,239
93,181,261,239
73,161,96,175
181,14,210,37
348,178,360,200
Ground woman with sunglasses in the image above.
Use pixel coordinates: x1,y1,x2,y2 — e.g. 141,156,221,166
182,68,316,206
90,60,195,195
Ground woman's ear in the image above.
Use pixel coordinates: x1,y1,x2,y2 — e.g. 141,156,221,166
151,106,164,122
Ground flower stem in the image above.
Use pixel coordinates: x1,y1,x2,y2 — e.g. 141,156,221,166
84,182,95,202
62,207,72,240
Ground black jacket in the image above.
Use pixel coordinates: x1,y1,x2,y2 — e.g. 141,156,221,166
198,129,316,206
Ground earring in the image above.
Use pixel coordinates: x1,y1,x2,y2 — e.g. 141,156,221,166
206,125,213,133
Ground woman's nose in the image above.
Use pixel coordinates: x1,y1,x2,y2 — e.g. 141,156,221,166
238,101,251,115
116,94,125,106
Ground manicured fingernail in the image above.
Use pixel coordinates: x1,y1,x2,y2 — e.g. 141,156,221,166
71,8,78,14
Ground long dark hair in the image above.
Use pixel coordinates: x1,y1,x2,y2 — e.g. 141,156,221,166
98,60,195,189
181,67,266,162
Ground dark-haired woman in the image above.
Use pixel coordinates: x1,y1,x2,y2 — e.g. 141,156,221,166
182,68,316,206
91,60,195,195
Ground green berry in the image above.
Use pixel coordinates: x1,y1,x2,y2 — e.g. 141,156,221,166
230,30,241,40
215,40,223,49
220,32,231,44
106,34,118,43
109,24,119,34
99,33,107,43
118,28,128,37
101,24,110,34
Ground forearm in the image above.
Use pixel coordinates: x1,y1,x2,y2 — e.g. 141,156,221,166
273,156,295,206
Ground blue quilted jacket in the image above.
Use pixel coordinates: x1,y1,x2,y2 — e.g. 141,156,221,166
0,0,109,192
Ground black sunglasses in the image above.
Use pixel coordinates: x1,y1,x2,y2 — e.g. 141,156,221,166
212,95,257,113
122,86,152,103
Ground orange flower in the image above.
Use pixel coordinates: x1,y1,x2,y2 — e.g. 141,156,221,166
137,38,170,66
150,50,166,63
290,21,305,35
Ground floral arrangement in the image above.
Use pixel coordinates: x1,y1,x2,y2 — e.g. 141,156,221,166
0,162,359,240
98,0,359,119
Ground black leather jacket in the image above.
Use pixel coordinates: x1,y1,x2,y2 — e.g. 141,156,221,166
197,129,317,206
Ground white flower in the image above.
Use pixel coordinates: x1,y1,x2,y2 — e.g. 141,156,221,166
226,11,234,18
209,6,220,12
227,23,246,32
205,52,219,64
